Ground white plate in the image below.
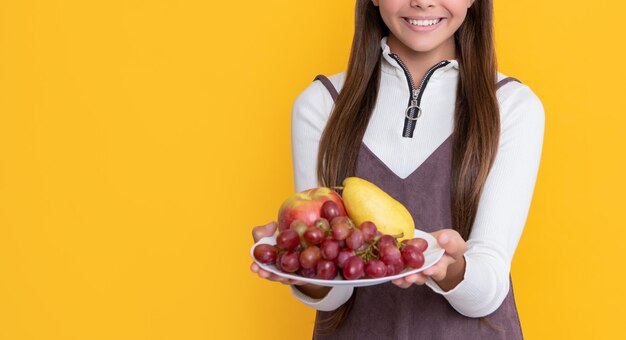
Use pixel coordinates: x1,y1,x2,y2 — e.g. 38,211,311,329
250,229,445,287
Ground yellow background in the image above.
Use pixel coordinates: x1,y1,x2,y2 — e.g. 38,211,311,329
1,1,624,339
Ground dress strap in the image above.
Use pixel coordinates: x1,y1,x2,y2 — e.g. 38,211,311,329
313,75,521,102
496,77,521,90
313,74,339,102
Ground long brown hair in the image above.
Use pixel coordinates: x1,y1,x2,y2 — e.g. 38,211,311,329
315,0,499,334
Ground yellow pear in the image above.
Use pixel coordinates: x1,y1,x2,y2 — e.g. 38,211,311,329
341,177,414,240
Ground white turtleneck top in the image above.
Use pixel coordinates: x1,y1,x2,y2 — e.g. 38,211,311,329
288,37,545,318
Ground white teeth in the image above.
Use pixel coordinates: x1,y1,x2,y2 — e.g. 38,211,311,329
407,18,441,26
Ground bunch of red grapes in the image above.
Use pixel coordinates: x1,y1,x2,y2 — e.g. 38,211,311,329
253,201,428,281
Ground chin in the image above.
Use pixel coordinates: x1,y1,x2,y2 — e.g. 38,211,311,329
405,42,441,53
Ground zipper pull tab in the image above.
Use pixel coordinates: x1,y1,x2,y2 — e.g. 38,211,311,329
406,89,421,121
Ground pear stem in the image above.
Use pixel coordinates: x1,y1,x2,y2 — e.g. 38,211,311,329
331,186,344,191
391,232,404,239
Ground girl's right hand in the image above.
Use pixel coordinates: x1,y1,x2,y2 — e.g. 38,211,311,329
250,221,305,285
250,222,333,299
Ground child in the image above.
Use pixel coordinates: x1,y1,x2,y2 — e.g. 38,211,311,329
251,0,544,339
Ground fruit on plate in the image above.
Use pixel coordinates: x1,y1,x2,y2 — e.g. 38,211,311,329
253,178,431,281
277,187,346,232
253,244,277,264
341,177,414,240
252,217,429,280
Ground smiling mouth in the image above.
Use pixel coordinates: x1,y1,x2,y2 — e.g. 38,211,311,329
404,18,443,27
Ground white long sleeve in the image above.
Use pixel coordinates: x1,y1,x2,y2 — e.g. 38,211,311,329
289,76,354,311
424,84,545,317
288,38,544,314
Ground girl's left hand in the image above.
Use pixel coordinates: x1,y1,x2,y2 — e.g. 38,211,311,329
391,229,467,290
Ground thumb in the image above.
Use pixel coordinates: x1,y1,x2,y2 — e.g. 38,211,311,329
435,230,466,258
252,221,277,242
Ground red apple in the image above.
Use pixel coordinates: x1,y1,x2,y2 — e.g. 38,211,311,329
277,187,346,232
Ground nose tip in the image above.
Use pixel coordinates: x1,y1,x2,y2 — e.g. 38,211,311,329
410,0,436,9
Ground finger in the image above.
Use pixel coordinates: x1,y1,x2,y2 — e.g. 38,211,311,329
403,274,418,284
259,270,289,284
251,262,295,284
430,264,448,282
270,274,291,284
287,279,306,285
257,268,271,279
252,221,278,242
424,254,445,274
423,256,451,281
392,276,419,289
402,273,428,285
409,273,429,285
392,278,413,289
287,278,308,286
251,263,282,281
250,262,260,273
423,255,449,276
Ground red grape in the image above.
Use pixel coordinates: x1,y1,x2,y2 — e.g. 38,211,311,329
320,239,340,260
365,259,387,278
253,244,277,264
379,245,402,265
335,248,355,268
259,214,410,281
330,216,354,228
280,250,300,273
290,220,308,237
298,266,316,278
402,237,428,253
401,245,425,269
359,221,377,242
275,252,284,271
377,235,397,249
304,226,324,245
299,246,321,269
386,260,404,276
332,222,350,241
355,242,370,253
316,260,337,280
346,229,364,250
321,201,342,220
343,256,365,280
276,230,299,251
314,218,331,233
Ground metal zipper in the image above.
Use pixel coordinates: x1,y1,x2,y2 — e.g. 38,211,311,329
388,53,450,138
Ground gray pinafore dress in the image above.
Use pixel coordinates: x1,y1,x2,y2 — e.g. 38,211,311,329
311,75,523,340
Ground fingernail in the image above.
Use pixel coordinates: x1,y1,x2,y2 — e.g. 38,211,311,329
440,234,449,245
